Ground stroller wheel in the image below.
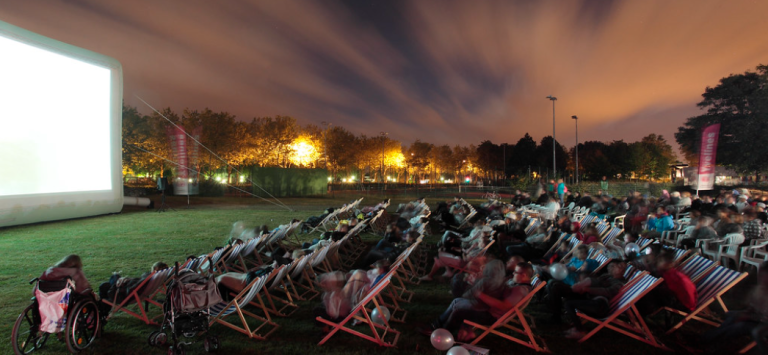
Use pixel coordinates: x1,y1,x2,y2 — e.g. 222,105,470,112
204,336,220,352
148,331,167,347
168,344,185,355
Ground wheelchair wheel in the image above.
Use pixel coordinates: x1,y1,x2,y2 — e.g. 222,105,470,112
12,303,49,355
65,298,100,353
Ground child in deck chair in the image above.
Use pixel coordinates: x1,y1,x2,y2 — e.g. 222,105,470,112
636,250,696,317
562,260,627,339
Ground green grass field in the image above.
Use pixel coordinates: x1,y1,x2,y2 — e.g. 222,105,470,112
0,195,758,354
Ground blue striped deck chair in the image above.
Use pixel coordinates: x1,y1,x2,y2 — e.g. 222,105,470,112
525,218,542,236
602,227,624,244
678,254,719,283
579,215,597,230
318,275,401,347
208,268,280,340
623,264,642,280
542,232,572,260
559,236,584,262
591,253,613,275
217,243,247,273
465,277,548,352
662,246,691,266
595,223,610,238
665,266,748,334
576,273,667,348
635,237,653,251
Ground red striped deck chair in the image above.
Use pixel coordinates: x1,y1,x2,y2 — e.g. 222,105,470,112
208,268,280,340
103,267,176,325
317,275,400,347
664,265,748,334
465,276,548,352
576,273,668,349
678,254,719,283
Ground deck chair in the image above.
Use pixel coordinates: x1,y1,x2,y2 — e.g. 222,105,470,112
558,236,584,262
283,254,318,301
576,273,667,348
635,236,653,251
310,207,343,234
103,267,175,325
443,238,496,276
678,254,719,283
525,218,542,236
317,275,400,347
590,252,613,275
739,239,768,273
662,246,691,266
612,214,626,229
664,266,748,334
465,277,548,352
259,262,299,317
601,227,624,244
208,269,280,340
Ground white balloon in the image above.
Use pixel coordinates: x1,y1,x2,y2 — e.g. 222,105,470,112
430,328,455,351
549,263,568,281
447,346,470,355
625,242,640,256
371,306,391,325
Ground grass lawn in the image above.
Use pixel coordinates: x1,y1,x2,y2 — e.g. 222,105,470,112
0,195,758,354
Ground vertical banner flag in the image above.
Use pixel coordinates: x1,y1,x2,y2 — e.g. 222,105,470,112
166,127,201,195
696,124,720,191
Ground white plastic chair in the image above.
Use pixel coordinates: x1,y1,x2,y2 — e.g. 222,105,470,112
703,233,745,269
739,239,768,273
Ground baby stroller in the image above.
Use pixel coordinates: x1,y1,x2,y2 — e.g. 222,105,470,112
148,267,222,355
12,277,102,354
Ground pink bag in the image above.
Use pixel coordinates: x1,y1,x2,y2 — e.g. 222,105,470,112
35,285,72,333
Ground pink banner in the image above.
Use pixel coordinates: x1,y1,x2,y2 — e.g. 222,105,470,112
697,123,720,191
166,126,200,195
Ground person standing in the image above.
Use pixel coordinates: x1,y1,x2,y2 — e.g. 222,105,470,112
600,176,608,194
557,179,567,205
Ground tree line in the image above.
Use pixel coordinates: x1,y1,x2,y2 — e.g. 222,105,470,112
123,105,678,184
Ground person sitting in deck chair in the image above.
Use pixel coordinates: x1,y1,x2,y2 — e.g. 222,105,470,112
314,271,351,331
425,261,534,342
636,249,696,318
420,235,491,281
562,260,627,339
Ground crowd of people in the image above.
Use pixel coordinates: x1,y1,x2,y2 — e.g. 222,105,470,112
30,186,768,353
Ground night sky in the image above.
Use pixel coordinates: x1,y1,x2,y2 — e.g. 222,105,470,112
3,0,768,152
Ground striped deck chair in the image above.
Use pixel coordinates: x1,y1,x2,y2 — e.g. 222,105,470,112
318,275,400,347
595,223,610,239
104,267,175,325
375,255,411,322
678,254,719,283
208,269,280,340
283,254,317,301
664,266,748,334
635,236,653,251
559,236,584,262
590,252,613,275
542,232,571,259
662,246,691,266
578,215,597,230
623,265,642,280
525,218,542,236
444,238,496,275
260,262,299,317
316,240,343,274
612,214,626,229
233,236,267,271
310,207,344,234
576,273,667,348
465,277,548,352
601,227,624,244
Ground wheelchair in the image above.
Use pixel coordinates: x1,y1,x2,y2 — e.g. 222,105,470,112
12,277,102,354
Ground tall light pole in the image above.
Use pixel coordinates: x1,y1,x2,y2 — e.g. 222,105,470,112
380,132,388,184
571,115,579,184
547,96,557,180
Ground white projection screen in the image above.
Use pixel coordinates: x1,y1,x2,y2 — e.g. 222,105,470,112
0,20,123,228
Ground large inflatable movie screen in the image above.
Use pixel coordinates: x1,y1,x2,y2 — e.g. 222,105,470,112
0,20,123,228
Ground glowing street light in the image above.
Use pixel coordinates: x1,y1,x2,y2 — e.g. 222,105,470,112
546,95,557,179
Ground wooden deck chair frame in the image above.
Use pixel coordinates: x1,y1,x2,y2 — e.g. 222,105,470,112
103,267,175,325
283,254,318,301
601,227,624,244
465,277,548,352
310,207,344,234
208,268,280,340
259,263,299,317
375,258,410,322
443,238,496,276
558,236,583,262
542,232,571,259
664,266,748,334
576,273,668,349
317,275,400,347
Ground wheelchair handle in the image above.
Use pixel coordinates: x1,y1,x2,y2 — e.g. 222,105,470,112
28,278,39,285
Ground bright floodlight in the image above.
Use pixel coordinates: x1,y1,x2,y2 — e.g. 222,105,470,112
0,20,123,228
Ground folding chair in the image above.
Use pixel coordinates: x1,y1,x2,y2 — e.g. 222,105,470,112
317,275,400,347
465,277,548,352
310,208,343,234
739,239,768,273
103,267,175,325
208,269,280,340
662,246,691,266
635,236,653,251
283,254,318,301
678,254,719,283
590,252,613,275
664,266,748,334
601,227,624,244
576,273,667,348
259,262,299,317
525,218,542,236
612,214,626,229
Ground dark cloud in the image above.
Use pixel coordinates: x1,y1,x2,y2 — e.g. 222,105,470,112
2,0,767,156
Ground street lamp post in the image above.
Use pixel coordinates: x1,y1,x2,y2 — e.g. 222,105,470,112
571,115,579,185
546,96,557,180
380,132,387,187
